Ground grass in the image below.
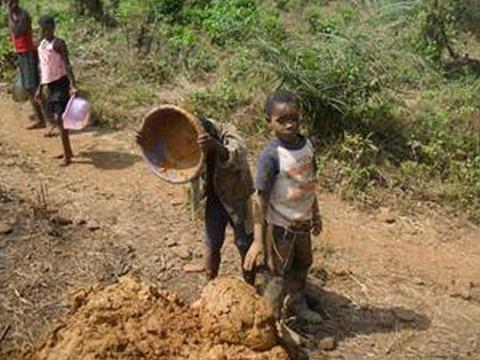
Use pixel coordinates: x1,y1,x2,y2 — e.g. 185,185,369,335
1,0,479,222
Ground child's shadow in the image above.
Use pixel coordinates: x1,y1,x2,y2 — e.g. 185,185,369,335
301,281,430,343
76,151,142,170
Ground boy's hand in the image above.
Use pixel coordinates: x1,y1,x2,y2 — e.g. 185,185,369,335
197,133,217,154
312,214,323,236
34,89,43,104
69,86,78,97
243,237,263,271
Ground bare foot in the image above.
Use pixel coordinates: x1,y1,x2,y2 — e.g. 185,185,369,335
59,157,71,167
44,127,59,137
27,122,46,130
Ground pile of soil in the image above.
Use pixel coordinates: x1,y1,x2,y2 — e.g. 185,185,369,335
199,277,278,351
20,276,289,360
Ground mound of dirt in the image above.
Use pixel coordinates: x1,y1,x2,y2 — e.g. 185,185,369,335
20,276,289,360
199,277,278,351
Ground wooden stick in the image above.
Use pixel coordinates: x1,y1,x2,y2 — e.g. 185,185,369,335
0,324,11,344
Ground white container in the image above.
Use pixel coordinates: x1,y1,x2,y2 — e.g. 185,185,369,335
62,96,90,130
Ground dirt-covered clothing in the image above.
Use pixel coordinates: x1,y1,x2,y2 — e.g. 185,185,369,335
265,222,313,294
256,135,317,228
256,135,317,299
199,117,255,233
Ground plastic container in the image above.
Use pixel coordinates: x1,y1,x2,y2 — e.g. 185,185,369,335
62,95,91,130
12,73,29,103
137,105,205,184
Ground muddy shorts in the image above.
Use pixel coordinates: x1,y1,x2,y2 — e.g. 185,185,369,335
45,76,70,119
205,194,253,253
266,223,313,293
16,50,40,95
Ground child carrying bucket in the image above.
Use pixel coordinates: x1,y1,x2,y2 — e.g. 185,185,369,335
137,106,256,285
196,116,256,285
34,15,77,167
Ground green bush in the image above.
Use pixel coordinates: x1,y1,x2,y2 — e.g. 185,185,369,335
0,6,14,79
333,132,383,200
202,0,256,45
8,0,476,221
188,78,243,119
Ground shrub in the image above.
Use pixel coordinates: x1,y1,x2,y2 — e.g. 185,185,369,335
202,0,257,45
0,6,15,79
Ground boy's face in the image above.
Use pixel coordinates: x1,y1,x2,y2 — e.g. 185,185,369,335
269,102,301,143
40,25,54,40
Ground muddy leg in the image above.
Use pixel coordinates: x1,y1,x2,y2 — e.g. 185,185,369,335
204,195,228,280
237,243,257,286
204,246,221,280
26,96,46,129
285,231,323,323
56,115,73,167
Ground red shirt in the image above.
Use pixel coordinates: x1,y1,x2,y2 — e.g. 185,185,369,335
9,9,35,53
10,29,35,53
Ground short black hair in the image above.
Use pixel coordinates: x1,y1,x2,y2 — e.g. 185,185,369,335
38,15,55,29
264,90,300,120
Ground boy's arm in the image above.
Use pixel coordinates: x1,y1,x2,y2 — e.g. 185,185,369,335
244,191,269,271
53,39,77,91
197,121,244,167
311,194,322,236
243,146,277,271
311,143,322,235
215,122,248,169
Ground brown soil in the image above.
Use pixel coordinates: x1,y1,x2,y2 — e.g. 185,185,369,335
1,93,480,359
19,276,288,360
137,106,203,183
199,277,278,351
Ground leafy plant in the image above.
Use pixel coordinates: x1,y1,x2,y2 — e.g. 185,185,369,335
202,0,257,45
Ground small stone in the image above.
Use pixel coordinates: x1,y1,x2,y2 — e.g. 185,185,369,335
376,207,396,224
412,277,426,286
0,222,14,235
178,232,193,245
87,221,100,231
318,336,336,351
171,200,183,207
449,282,475,302
393,308,417,322
165,237,178,247
51,215,73,226
207,346,227,360
183,263,204,273
450,290,472,301
172,245,191,260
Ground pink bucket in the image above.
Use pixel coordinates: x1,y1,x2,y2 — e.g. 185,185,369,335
62,96,91,130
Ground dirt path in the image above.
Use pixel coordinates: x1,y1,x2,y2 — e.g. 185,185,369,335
1,94,480,359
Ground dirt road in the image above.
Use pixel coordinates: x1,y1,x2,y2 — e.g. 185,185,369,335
1,94,479,359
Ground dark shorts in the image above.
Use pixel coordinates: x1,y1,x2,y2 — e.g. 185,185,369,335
205,194,252,252
46,76,70,118
268,223,313,277
16,50,40,95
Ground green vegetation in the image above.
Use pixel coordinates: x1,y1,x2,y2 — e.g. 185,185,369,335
1,0,479,222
